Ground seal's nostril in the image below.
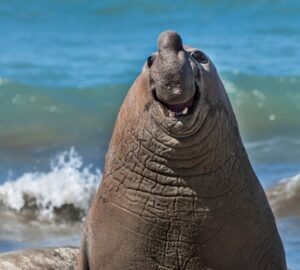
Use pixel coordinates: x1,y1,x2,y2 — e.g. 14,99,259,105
147,55,155,68
158,30,183,53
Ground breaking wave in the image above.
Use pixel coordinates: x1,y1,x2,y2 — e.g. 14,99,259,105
267,173,300,219
0,148,101,222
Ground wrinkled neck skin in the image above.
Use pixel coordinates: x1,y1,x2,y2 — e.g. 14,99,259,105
101,65,251,211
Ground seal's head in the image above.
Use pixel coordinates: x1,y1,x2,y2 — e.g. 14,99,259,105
142,30,231,137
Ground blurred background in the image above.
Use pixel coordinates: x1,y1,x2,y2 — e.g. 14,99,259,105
0,0,299,268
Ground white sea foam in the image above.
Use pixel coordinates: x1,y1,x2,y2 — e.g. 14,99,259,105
223,79,237,94
267,173,300,218
0,148,101,221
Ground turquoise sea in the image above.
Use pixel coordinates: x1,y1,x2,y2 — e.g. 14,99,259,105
0,0,299,268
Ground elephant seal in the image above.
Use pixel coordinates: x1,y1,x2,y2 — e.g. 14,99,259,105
77,31,287,269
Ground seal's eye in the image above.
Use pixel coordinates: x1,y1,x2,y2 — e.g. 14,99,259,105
147,55,155,68
191,50,208,64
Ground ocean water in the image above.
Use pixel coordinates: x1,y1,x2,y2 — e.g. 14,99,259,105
0,0,299,268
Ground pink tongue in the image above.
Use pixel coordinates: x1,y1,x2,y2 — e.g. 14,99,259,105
166,97,194,112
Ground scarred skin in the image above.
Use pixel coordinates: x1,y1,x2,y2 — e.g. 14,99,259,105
77,31,287,270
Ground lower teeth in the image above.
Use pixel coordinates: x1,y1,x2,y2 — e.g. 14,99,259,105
169,107,189,117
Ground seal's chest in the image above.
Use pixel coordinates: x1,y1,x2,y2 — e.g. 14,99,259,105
142,221,209,270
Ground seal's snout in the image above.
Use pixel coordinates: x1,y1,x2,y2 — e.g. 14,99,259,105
158,30,183,53
150,30,196,117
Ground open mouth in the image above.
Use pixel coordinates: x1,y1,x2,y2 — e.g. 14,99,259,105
153,83,200,118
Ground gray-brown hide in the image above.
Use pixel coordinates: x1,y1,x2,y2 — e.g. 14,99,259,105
77,31,287,270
